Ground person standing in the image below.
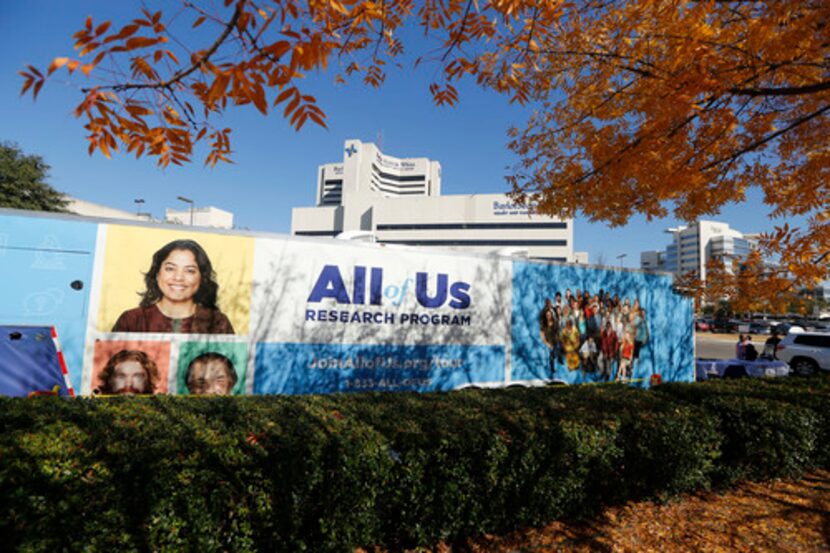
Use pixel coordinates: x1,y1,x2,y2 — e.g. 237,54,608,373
613,313,625,344
538,298,555,329
579,335,598,372
763,331,783,360
743,335,758,361
553,291,563,312
561,319,581,372
599,321,619,381
632,307,649,365
735,333,746,359
577,309,587,343
617,331,635,381
540,308,561,373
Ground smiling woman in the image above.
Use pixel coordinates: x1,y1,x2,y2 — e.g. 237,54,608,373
112,239,234,334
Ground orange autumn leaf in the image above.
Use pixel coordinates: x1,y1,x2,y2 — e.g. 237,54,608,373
48,57,71,75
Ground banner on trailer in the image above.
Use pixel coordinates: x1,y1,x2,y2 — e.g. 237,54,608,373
79,226,512,395
510,262,695,386
0,210,695,396
249,237,512,392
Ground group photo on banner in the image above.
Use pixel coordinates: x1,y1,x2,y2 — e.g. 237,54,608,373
538,288,649,382
510,261,694,386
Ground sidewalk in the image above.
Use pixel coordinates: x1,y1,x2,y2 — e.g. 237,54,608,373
699,332,743,342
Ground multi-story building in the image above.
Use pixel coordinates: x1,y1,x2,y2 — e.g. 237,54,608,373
640,250,666,271
640,220,756,281
291,139,577,262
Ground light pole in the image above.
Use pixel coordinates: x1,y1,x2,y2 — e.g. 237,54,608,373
176,196,194,226
133,198,145,216
616,253,627,267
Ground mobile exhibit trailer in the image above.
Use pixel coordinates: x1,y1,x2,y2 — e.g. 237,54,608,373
0,208,694,396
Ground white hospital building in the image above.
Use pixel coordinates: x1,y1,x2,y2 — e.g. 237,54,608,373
640,220,757,281
291,139,576,262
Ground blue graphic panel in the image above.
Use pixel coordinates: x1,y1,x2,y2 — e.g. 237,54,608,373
510,262,694,386
254,343,505,394
0,214,98,390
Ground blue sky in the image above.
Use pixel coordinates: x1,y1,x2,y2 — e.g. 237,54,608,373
0,1,793,267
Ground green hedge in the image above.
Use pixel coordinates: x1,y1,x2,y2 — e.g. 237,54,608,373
1,375,828,552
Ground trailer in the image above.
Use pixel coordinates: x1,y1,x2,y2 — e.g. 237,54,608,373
0,208,694,396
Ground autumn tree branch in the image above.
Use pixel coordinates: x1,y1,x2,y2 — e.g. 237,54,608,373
441,0,474,63
729,80,830,96
81,2,244,94
702,103,830,171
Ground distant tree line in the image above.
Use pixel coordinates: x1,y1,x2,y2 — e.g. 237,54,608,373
0,141,67,212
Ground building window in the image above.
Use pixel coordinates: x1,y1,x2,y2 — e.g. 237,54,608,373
376,222,568,231
371,164,427,183
295,230,340,237
380,239,567,247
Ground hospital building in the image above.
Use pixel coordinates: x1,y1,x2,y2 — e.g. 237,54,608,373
291,139,577,262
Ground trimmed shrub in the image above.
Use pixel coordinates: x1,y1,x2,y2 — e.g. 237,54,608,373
655,377,827,483
617,402,720,500
1,374,828,551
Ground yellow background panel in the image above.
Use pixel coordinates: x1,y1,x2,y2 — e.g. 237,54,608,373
96,225,254,334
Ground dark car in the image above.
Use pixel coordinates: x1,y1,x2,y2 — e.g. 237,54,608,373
695,318,710,331
771,322,806,336
748,320,773,335
711,319,740,333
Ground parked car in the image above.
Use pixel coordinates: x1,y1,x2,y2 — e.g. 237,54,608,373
695,318,710,331
804,319,830,332
710,319,736,333
771,322,806,336
748,320,774,335
776,331,830,376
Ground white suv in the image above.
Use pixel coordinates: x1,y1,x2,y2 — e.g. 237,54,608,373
777,332,830,376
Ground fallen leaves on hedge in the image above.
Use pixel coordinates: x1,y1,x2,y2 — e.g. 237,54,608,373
384,469,830,552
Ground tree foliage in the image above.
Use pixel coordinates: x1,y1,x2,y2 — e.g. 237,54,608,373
0,142,67,212
19,0,829,291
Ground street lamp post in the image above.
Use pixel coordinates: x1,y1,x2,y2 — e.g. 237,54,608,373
616,253,627,267
133,198,145,216
176,196,194,226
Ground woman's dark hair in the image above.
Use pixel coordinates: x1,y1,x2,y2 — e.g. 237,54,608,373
97,349,158,394
140,239,219,308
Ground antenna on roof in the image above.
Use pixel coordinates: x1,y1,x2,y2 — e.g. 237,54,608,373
376,129,384,150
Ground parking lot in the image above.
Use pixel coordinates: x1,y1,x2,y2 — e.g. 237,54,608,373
696,332,747,359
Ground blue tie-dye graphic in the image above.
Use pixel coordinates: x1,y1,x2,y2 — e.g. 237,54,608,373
510,262,694,387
